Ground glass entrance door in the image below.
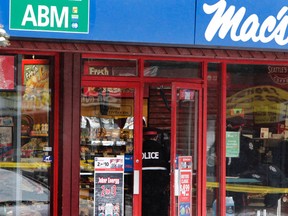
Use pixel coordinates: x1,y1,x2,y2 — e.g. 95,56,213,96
141,82,203,216
79,81,141,216
170,82,202,216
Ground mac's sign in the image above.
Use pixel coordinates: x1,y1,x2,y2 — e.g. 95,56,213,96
196,0,288,49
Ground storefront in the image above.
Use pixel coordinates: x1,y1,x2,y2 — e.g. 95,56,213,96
1,0,288,215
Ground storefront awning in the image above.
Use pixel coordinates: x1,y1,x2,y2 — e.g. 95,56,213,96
3,39,288,61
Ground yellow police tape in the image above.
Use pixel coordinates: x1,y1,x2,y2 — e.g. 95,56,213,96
207,182,288,194
1,161,287,195
0,162,50,169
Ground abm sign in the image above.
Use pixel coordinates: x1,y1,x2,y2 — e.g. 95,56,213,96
9,0,89,33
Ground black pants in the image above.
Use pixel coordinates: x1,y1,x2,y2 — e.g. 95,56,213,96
142,170,169,216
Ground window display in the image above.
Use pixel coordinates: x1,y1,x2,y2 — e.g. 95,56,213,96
0,57,52,216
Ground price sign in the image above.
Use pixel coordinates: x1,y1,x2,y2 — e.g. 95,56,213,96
178,156,193,216
94,157,124,172
180,179,191,197
94,156,124,216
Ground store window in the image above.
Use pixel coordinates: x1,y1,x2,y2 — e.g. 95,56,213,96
144,60,202,78
0,55,52,215
226,64,288,215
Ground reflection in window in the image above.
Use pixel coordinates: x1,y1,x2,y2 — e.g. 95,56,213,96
226,64,288,215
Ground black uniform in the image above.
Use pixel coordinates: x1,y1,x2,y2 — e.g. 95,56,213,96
226,134,259,176
142,138,169,216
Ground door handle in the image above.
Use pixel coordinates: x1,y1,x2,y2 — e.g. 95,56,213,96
174,169,180,196
133,170,139,194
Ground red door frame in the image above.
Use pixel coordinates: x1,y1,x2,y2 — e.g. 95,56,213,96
81,54,207,216
170,82,204,216
19,55,60,216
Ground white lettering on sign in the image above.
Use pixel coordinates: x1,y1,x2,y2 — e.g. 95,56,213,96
142,152,159,159
21,5,69,28
89,67,109,75
108,177,120,184
268,66,288,74
203,0,288,45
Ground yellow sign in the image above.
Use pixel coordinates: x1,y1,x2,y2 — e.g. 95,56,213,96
227,85,288,123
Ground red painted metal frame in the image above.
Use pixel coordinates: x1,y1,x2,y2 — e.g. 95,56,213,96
201,61,208,216
219,63,227,216
52,54,60,216
170,83,177,215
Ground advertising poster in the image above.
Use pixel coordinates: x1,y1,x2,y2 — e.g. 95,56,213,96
22,60,50,111
178,156,193,216
94,156,124,216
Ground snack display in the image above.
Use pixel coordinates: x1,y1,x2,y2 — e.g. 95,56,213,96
21,138,48,158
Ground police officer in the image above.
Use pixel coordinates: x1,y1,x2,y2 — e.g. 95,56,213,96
226,116,288,209
142,127,169,216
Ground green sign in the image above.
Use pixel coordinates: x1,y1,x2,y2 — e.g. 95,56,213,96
9,0,89,33
226,131,240,158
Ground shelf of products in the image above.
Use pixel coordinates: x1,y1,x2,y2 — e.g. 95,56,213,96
21,112,49,160
80,116,133,161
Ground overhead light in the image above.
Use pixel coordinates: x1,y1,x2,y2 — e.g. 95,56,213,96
0,24,10,47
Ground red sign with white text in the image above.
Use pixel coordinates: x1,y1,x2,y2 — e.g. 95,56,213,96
178,156,193,216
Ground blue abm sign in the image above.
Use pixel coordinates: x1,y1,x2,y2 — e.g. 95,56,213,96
2,0,196,45
195,0,288,50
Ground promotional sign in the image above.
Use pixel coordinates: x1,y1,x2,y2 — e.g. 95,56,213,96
22,60,50,111
94,156,124,216
226,131,240,158
227,85,288,123
178,156,193,216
